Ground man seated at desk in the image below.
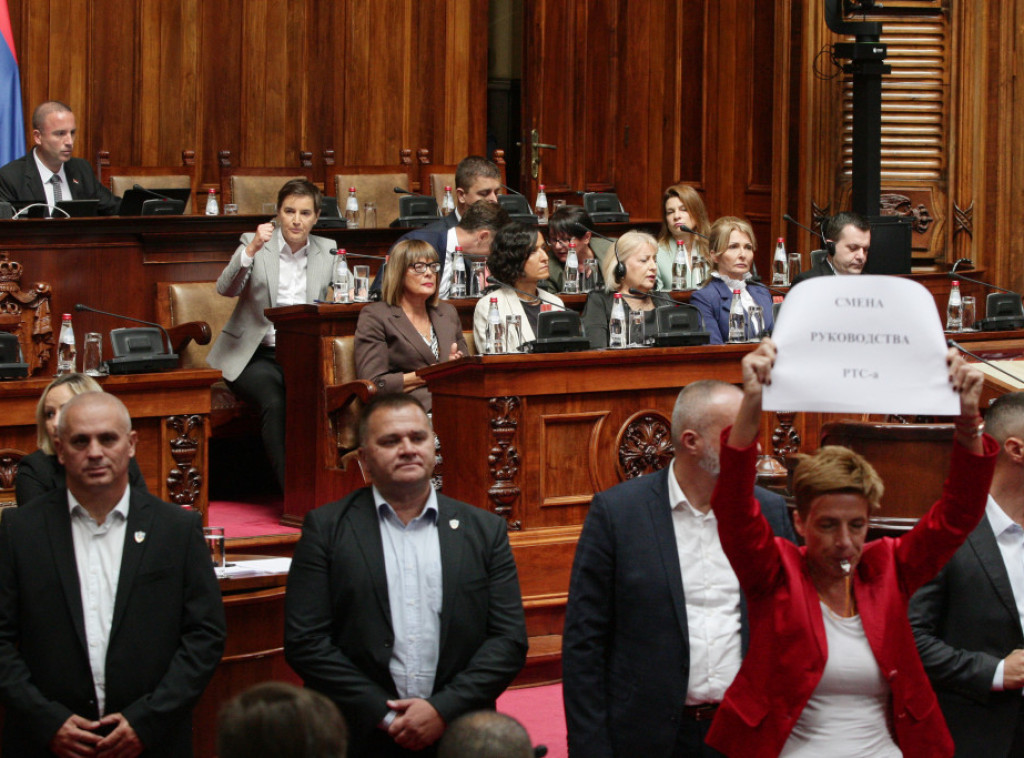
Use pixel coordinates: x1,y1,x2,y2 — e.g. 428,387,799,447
790,211,871,285
206,178,334,492
0,100,121,215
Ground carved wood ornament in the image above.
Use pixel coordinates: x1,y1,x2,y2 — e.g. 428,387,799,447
165,414,203,512
0,252,53,375
487,396,521,530
617,411,674,480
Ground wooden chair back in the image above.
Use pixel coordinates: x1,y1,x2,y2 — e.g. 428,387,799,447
96,150,199,213
217,150,314,214
326,166,412,228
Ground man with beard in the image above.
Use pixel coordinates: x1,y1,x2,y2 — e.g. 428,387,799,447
562,380,795,758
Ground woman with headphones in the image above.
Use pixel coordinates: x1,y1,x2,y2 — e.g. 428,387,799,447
580,230,660,348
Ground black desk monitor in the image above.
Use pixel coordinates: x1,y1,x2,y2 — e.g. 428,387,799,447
119,188,193,216
11,199,100,218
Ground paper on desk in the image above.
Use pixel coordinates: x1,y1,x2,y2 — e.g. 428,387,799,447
763,275,958,415
216,557,292,579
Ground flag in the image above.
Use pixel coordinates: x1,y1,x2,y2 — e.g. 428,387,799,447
0,0,25,166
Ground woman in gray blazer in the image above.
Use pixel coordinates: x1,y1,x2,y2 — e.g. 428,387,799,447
354,239,468,413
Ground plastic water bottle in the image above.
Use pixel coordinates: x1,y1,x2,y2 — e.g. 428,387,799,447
609,293,626,348
691,249,707,288
563,241,579,294
728,289,746,343
204,188,219,216
441,185,455,217
452,247,467,298
333,249,351,303
673,239,688,291
344,187,360,229
486,297,505,353
946,280,963,332
535,185,548,225
56,313,76,376
772,237,789,285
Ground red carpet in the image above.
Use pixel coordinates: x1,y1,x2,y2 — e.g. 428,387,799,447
208,495,300,538
498,683,567,758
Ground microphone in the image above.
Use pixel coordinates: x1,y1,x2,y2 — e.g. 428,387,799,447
75,304,175,353
951,258,974,274
75,303,179,373
628,288,681,307
946,271,1024,331
679,224,709,240
500,183,525,197
485,276,570,310
587,228,616,243
946,271,1020,297
748,275,790,299
329,249,388,261
12,202,69,219
393,186,416,195
948,339,1024,386
132,183,176,202
783,213,828,248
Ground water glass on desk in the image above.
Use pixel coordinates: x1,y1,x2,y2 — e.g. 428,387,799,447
469,262,487,297
203,526,226,569
505,315,523,352
83,332,105,376
962,296,976,330
581,259,599,293
628,309,646,347
353,265,370,302
363,202,377,229
746,305,766,342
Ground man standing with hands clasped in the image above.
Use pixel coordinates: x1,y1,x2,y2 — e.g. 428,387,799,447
285,394,527,757
0,392,226,757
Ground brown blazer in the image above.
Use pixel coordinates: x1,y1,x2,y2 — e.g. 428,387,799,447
354,301,468,413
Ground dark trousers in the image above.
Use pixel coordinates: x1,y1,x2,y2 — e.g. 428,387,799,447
226,345,286,490
673,717,726,758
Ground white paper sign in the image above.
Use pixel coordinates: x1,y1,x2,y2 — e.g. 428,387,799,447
763,275,958,414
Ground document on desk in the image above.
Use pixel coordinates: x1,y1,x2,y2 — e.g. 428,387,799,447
763,275,958,415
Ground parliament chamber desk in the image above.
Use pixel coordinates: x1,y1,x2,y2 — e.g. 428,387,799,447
0,369,218,517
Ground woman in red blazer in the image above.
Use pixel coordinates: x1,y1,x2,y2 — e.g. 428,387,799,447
706,340,997,758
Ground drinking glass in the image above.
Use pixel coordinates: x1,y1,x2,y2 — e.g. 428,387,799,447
261,203,277,215
83,332,104,376
628,309,646,347
505,315,523,352
353,265,370,302
961,296,976,331
581,259,599,293
363,202,378,229
746,305,766,342
203,526,226,569
470,262,487,297
787,252,802,283
551,199,567,214
224,203,239,216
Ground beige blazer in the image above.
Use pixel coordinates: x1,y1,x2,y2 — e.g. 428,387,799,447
472,285,565,352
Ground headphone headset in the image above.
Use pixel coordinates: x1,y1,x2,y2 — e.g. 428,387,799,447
822,216,836,257
613,238,625,283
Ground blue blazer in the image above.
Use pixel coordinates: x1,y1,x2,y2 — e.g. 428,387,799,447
691,278,775,344
562,467,795,758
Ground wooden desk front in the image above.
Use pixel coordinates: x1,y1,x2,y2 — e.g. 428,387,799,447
0,369,218,517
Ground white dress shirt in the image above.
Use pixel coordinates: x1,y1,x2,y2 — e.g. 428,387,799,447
438,226,460,299
240,228,309,347
667,463,743,704
68,485,131,715
986,496,1024,692
33,149,68,210
374,486,443,702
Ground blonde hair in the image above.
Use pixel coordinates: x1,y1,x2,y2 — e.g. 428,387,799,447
36,373,102,453
791,445,884,518
382,239,440,307
708,216,757,274
602,230,658,292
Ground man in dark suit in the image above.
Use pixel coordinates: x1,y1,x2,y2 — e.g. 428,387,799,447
0,392,226,757
284,394,527,757
562,380,796,758
373,200,508,299
910,390,1024,757
0,100,121,215
790,211,871,286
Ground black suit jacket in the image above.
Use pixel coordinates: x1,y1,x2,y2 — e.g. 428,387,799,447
0,488,226,756
0,149,121,215
370,220,451,294
789,258,834,286
284,488,528,756
909,515,1024,757
562,467,795,758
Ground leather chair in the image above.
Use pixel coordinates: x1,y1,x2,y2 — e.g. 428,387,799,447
325,337,376,480
326,167,411,228
96,149,199,213
217,150,314,215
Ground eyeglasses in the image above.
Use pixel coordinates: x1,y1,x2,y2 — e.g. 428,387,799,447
408,261,442,274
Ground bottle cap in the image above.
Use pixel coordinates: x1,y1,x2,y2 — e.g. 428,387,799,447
208,188,215,194
490,297,498,303
338,248,347,255
349,187,356,193
952,280,959,286
455,246,463,252
777,237,784,243
445,185,452,191
734,289,741,294
568,241,576,248
613,293,622,299
539,184,546,190
677,239,684,247
62,313,71,320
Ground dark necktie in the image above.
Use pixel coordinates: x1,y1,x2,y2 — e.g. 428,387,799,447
50,174,63,203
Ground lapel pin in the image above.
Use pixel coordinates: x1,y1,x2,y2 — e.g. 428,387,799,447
134,531,146,543
449,519,460,530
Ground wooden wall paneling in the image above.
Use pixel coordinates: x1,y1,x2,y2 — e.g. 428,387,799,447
199,0,244,185
578,0,617,193
610,0,648,217
440,0,489,161
308,0,345,186
89,1,137,167
742,0,777,270
769,0,795,252
675,1,707,197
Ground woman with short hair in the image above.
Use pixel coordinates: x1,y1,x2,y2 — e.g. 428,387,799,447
581,230,660,349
